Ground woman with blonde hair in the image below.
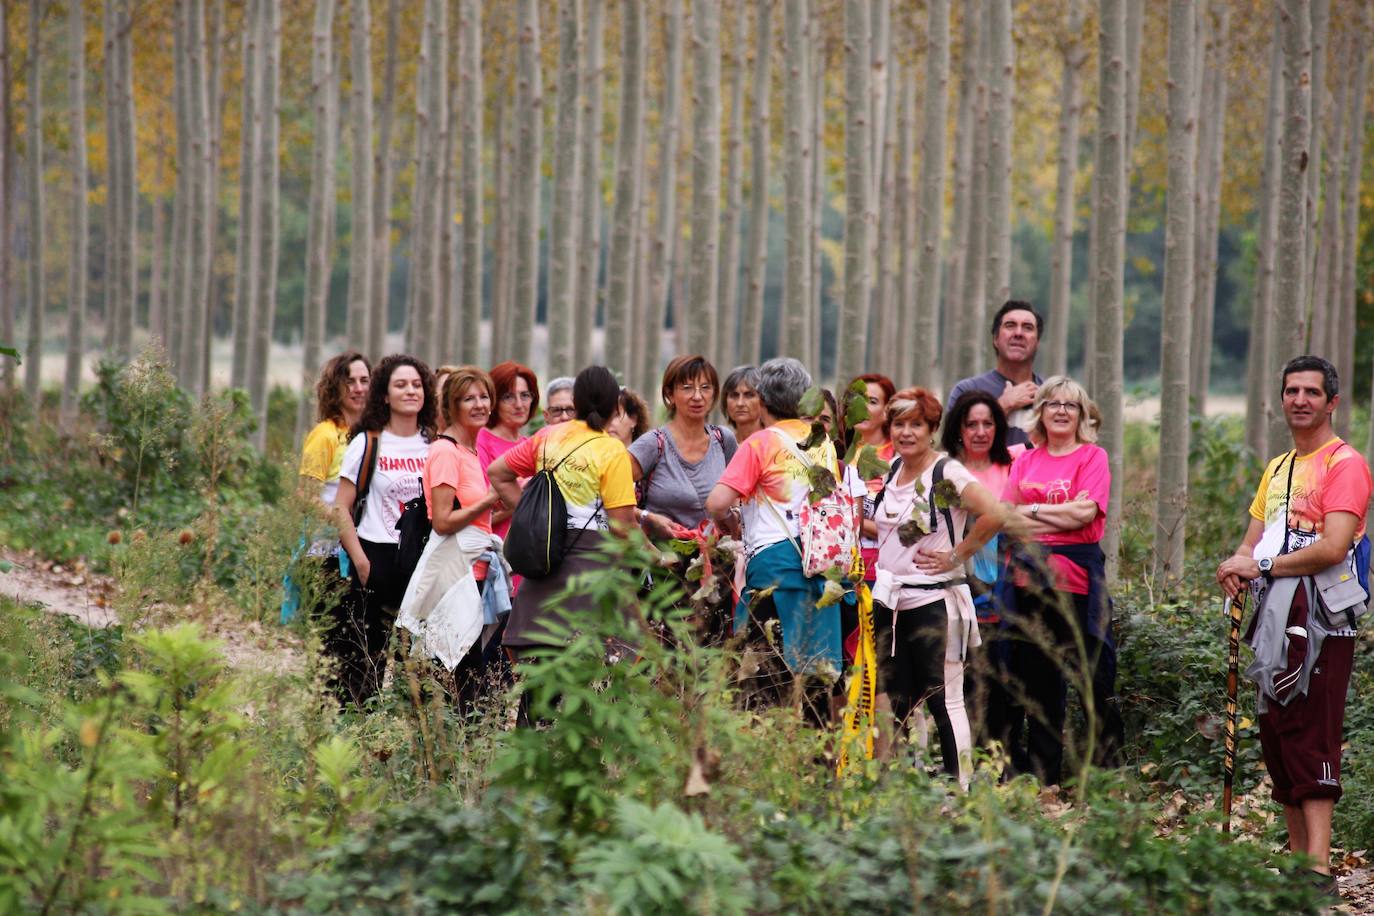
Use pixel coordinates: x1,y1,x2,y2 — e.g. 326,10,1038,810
999,375,1122,785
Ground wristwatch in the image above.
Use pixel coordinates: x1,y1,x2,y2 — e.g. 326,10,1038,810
1257,557,1274,581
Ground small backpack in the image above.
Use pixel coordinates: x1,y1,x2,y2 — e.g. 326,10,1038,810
767,427,860,578
504,434,602,579
871,455,957,550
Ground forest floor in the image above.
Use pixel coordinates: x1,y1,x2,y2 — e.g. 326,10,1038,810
0,545,303,678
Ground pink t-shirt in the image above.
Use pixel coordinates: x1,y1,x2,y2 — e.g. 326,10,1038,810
425,437,494,580
964,443,1025,498
1002,443,1110,595
476,426,526,539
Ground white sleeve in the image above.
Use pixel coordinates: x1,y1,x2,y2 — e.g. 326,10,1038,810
339,433,366,484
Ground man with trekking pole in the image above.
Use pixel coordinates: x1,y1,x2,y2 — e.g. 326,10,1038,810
1216,356,1372,896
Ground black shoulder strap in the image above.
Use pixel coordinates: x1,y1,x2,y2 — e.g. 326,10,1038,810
351,431,381,526
435,433,458,446
872,456,903,512
931,457,958,550
637,428,667,508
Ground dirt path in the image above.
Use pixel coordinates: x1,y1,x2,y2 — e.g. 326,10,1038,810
0,547,303,678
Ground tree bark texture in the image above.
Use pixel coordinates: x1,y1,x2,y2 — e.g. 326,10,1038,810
895,52,918,386
910,0,949,389
249,0,281,447
717,0,748,370
1302,0,1329,307
1268,0,1312,456
0,0,12,387
957,14,990,383
369,0,399,360
63,0,88,422
1154,0,1196,587
1048,0,1086,378
346,0,374,351
605,0,645,378
983,0,1014,308
781,0,811,362
512,0,542,369
25,0,44,400
1093,0,1127,578
1245,22,1284,458
835,0,873,387
740,0,772,368
686,0,722,361
1188,0,1227,412
1310,35,1347,365
574,0,605,371
547,0,582,377
642,0,684,392
457,0,482,365
1343,8,1371,442
180,0,211,395
231,0,259,389
942,4,979,387
300,0,338,438
490,64,515,364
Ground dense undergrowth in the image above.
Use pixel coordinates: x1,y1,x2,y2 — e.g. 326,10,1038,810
1,352,1369,912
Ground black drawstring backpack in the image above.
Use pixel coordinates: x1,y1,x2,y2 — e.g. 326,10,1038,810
504,435,602,579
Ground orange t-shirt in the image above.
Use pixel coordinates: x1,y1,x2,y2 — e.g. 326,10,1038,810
424,437,494,579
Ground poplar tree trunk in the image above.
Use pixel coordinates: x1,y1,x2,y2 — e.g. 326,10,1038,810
686,0,722,361
642,0,684,389
1310,36,1347,364
574,0,604,370
1048,0,1085,378
983,0,1014,307
168,0,189,373
1093,0,1127,578
116,0,137,358
1344,9,1370,443
547,0,582,377
866,0,889,371
604,0,644,378
457,0,482,364
1302,0,1329,311
181,0,210,394
147,195,167,355
406,0,446,365
1189,0,1227,412
740,0,772,368
512,0,543,369
231,0,259,388
63,0,88,423
807,18,823,375
942,5,979,386
490,66,514,363
0,0,13,388
249,0,281,447
300,0,338,436
836,0,872,387
24,0,45,400
201,0,224,396
103,0,135,361
781,0,811,361
895,54,918,386
957,17,990,382
912,0,950,389
369,0,399,359
717,0,747,369
346,0,374,351
874,56,900,378
1268,0,1311,455
1154,0,1196,587
1245,24,1283,458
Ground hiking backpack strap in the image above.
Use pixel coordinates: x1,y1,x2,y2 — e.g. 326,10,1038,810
351,431,381,527
930,457,958,551
870,457,903,514
637,428,668,508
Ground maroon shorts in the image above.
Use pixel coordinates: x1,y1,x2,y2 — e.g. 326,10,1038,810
1258,632,1355,806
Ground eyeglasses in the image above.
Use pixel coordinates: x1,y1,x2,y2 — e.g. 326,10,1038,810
547,405,576,418
500,391,533,403
675,383,715,397
1044,401,1081,413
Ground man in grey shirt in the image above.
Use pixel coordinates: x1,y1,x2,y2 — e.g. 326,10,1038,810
945,300,1043,447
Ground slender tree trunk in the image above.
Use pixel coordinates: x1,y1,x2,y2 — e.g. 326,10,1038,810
181,0,210,394
63,0,88,422
1123,0,1144,164
686,0,722,361
1268,0,1311,455
983,0,1014,307
201,0,225,395
231,0,258,388
865,0,889,371
642,0,684,388
300,0,338,437
101,0,119,355
1310,36,1347,362
836,0,872,386
116,0,137,359
547,0,582,377
1094,0,1127,578
1245,23,1283,458
456,0,482,364
942,4,979,387
1302,0,1329,319
911,0,948,389
957,16,989,382
873,56,899,377
807,16,823,375
490,65,514,363
345,0,373,350
24,0,45,400
604,0,645,377
249,0,281,447
168,0,190,373
574,0,604,370
781,0,811,361
740,0,772,368
406,0,444,364
894,53,916,385
147,194,167,352
1154,0,1196,587
1189,0,1227,412
716,0,747,369
512,0,542,369
0,0,12,387
1344,8,1371,444
369,0,399,359
1048,0,1085,377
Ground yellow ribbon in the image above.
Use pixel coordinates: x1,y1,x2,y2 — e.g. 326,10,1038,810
836,580,878,776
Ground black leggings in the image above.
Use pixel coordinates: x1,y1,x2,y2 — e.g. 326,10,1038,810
327,540,403,709
873,599,960,778
1001,586,1123,785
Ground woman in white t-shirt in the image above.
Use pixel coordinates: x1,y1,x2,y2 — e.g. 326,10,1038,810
868,387,1010,786
330,354,436,708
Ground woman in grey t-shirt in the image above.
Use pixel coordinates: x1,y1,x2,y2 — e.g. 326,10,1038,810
628,356,738,534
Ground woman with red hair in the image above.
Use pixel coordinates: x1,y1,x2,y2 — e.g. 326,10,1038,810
478,361,539,539
867,387,1010,786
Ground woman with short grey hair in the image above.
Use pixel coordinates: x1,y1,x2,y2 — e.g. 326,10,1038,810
751,357,812,419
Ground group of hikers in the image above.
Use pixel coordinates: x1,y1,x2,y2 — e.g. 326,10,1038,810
293,297,1372,893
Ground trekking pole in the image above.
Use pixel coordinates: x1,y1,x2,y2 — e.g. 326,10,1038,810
1222,589,1247,835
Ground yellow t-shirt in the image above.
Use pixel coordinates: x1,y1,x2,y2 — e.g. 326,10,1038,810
503,420,636,530
300,419,350,504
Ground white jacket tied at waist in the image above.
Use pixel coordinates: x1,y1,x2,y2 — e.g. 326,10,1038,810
396,527,508,671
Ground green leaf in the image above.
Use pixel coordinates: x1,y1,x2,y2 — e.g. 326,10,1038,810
806,465,837,503
800,421,828,450
932,478,960,510
897,518,924,547
854,445,891,481
0,345,19,363
797,386,824,419
844,383,870,428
